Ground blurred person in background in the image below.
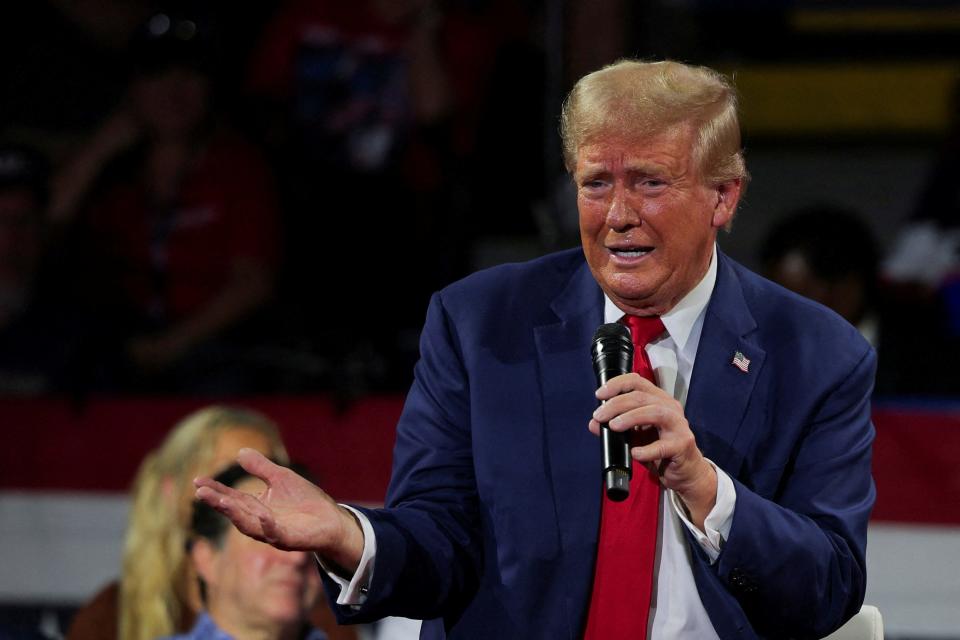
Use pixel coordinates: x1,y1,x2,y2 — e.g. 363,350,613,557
170,463,326,640
0,143,83,394
758,206,925,395
880,77,960,395
0,146,49,333
244,0,539,389
48,9,280,393
245,0,455,386
760,205,880,347
67,406,292,640
884,77,960,299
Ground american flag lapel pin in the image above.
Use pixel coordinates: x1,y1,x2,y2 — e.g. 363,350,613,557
732,350,750,373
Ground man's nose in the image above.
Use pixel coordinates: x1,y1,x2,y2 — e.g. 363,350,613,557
606,186,641,231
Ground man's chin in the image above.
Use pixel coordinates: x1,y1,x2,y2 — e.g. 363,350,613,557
603,277,678,315
605,291,655,315
259,602,304,626
605,275,656,301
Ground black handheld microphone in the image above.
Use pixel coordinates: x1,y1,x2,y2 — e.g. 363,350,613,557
591,322,634,502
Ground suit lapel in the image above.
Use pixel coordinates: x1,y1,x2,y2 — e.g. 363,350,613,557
686,252,766,477
534,258,604,635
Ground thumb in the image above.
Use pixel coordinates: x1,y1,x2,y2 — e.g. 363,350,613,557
236,448,282,485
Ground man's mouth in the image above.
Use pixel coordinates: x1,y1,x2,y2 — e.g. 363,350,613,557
609,246,653,258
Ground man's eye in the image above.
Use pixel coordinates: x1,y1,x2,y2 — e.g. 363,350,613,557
636,178,668,192
581,179,607,191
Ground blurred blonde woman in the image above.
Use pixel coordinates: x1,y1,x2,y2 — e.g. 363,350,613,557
67,406,288,640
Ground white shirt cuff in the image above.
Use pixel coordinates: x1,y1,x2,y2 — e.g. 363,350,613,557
669,458,736,564
314,505,377,606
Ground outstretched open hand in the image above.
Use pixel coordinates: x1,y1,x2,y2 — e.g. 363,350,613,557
194,448,364,572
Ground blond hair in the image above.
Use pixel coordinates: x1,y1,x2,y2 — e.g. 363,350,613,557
560,59,748,187
118,406,288,640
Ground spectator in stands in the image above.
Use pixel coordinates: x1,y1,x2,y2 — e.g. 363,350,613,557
759,204,880,346
66,406,289,640
879,77,960,394
757,205,943,395
884,76,960,296
49,9,280,392
244,0,452,386
0,143,82,394
169,463,325,640
244,0,539,389
0,145,47,333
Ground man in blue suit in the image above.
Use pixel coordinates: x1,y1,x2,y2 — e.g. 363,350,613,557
196,60,875,639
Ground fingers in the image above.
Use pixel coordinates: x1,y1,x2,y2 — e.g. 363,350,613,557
588,373,712,496
588,419,601,436
589,382,676,439
195,485,264,539
194,480,274,542
593,398,680,433
595,372,658,401
593,374,674,427
258,511,282,546
631,437,681,466
631,428,700,479
236,447,284,484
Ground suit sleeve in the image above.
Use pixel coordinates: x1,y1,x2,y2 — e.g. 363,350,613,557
709,344,876,638
325,291,482,624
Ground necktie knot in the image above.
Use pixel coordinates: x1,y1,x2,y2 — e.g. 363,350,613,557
622,314,665,348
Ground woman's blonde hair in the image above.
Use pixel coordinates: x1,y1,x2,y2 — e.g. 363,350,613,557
118,406,288,640
560,59,749,187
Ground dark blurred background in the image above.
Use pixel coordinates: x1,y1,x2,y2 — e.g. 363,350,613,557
1,0,959,638
2,0,960,397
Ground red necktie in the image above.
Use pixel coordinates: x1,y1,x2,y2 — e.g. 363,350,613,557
584,315,665,640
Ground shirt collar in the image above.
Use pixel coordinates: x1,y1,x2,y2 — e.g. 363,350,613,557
188,612,325,640
603,243,718,351
188,613,233,640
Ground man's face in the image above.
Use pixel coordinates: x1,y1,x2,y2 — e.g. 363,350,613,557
195,478,321,634
576,126,740,316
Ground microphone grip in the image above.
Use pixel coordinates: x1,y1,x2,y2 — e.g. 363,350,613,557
602,420,631,501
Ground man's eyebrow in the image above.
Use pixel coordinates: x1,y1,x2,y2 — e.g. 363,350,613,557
576,159,676,178
623,160,670,174
575,165,609,179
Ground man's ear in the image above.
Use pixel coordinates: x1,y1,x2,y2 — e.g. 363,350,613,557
190,538,218,587
711,178,742,230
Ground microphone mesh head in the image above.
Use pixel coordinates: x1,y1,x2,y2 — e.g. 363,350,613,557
591,322,633,385
592,322,630,344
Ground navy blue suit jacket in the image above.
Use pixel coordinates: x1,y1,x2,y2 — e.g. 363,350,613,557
330,249,876,639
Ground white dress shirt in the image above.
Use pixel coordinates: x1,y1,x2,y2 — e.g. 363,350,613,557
326,245,736,639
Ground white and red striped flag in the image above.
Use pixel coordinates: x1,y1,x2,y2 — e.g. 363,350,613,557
732,350,750,373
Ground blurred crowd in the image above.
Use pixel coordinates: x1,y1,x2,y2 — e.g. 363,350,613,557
0,0,545,396
1,0,959,397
